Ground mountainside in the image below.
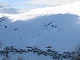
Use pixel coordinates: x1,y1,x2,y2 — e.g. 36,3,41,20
0,13,79,51
0,1,80,60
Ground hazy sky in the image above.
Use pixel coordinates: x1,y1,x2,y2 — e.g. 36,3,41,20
0,0,80,9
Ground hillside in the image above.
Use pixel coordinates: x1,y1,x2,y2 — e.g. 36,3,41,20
0,1,80,60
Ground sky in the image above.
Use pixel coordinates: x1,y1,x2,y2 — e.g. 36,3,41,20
0,0,80,10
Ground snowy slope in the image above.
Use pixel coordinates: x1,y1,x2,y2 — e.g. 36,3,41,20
0,1,80,60
6,1,80,22
0,14,79,51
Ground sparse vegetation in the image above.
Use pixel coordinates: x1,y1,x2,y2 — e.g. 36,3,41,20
14,28,18,30
0,39,2,48
74,44,80,60
4,25,7,28
0,46,79,60
18,56,25,60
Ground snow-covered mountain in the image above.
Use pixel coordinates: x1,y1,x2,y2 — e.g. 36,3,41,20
0,4,28,14
0,7,20,14
0,1,80,60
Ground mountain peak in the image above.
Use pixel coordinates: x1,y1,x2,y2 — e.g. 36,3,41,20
5,1,79,22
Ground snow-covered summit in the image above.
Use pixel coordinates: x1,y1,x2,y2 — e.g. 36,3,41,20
2,1,79,22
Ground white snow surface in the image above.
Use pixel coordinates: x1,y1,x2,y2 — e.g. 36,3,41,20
0,1,80,60
2,1,80,22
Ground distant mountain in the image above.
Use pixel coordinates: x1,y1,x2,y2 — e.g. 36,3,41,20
0,4,28,14
0,8,19,14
